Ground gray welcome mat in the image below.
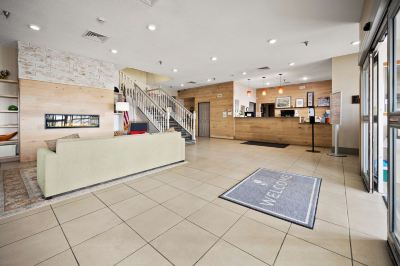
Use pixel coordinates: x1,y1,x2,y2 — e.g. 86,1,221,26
220,168,321,228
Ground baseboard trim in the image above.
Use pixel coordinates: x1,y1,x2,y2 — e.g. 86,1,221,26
331,147,359,155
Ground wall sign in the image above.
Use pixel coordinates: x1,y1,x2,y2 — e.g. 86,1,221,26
330,92,342,125
45,114,100,129
307,91,314,107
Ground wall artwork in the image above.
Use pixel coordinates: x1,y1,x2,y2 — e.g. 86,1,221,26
307,92,314,107
295,98,304,107
45,114,100,129
275,96,291,109
317,97,330,107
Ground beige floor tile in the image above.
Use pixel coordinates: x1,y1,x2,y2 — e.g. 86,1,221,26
162,192,208,217
0,209,58,247
212,198,248,215
223,216,285,264
244,209,291,233
275,235,352,266
144,185,183,203
37,249,78,266
62,208,121,246
351,230,394,266
125,178,164,193
196,240,267,266
189,183,225,201
110,194,158,221
152,171,184,184
53,195,105,224
188,203,240,236
151,220,217,266
316,199,349,228
0,205,51,225
73,223,146,266
116,244,172,266
127,205,182,241
95,184,139,205
206,175,238,189
51,193,92,208
289,219,351,258
0,227,69,266
169,176,202,191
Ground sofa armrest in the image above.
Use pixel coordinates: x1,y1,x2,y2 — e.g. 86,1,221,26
37,148,57,198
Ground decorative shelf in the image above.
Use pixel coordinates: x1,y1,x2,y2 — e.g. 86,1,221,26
0,155,20,162
0,111,18,113
0,125,18,128
0,79,18,84
0,95,18,98
0,140,18,146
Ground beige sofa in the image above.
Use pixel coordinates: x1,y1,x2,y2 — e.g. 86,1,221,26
37,132,185,198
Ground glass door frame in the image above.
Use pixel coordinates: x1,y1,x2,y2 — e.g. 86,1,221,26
387,0,400,262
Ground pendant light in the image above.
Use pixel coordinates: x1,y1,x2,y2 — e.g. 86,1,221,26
247,78,252,97
278,74,284,94
262,77,267,96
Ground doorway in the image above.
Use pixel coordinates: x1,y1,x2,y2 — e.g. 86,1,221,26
261,103,275,117
198,102,210,137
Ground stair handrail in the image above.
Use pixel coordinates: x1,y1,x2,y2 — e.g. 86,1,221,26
147,88,195,141
119,72,169,132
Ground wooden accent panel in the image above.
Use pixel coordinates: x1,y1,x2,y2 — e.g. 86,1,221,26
235,117,332,147
256,80,332,117
19,79,114,161
178,82,234,139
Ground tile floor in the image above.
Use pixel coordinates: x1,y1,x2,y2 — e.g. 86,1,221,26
0,138,394,266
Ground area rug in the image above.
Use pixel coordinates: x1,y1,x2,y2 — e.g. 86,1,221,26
220,168,321,228
241,141,289,148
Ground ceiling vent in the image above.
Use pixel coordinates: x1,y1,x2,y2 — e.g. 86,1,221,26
258,66,270,70
82,30,109,43
187,81,197,84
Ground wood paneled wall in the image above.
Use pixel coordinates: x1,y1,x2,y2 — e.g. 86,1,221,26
178,82,234,139
235,117,332,147
256,80,332,117
20,79,114,161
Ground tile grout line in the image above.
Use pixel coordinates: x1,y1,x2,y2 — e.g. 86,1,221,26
342,160,355,265
91,192,176,266
49,204,80,266
272,223,291,266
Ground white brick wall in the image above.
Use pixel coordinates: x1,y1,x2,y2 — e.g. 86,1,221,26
18,41,118,89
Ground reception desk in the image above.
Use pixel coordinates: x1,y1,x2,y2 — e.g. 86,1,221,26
234,117,332,147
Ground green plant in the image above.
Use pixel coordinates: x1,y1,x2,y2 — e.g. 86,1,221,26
8,105,18,111
0,70,10,79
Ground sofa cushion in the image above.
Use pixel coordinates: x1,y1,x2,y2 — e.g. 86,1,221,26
45,134,80,152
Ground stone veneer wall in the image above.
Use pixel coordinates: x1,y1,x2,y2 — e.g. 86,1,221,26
18,41,118,89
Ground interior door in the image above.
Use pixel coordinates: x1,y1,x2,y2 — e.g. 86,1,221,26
198,102,210,137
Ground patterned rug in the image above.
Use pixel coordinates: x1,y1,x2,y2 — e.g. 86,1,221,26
0,162,43,213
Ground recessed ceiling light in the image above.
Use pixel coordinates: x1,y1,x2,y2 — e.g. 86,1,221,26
266,82,270,85
172,68,178,73
289,62,295,66
29,24,40,31
207,78,212,82
268,39,277,44
147,24,157,31
110,49,118,54
302,76,308,81
180,83,184,87
242,72,247,75
351,41,360,46
210,56,218,61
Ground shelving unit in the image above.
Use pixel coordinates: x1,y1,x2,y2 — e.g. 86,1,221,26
0,79,20,162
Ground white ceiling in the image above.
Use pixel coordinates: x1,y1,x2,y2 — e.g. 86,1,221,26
0,0,363,91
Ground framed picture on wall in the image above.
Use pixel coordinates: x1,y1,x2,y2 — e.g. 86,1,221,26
307,92,314,107
275,96,291,109
295,98,304,107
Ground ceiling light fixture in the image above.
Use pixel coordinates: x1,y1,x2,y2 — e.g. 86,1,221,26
268,39,277,44
351,40,360,46
302,76,308,81
289,62,295,66
172,68,178,73
266,82,270,86
262,90,267,96
210,56,218,61
242,72,247,75
147,24,157,31
207,78,212,82
29,24,40,31
180,83,184,87
110,49,118,54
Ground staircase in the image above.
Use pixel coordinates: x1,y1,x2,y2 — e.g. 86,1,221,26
120,72,196,144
